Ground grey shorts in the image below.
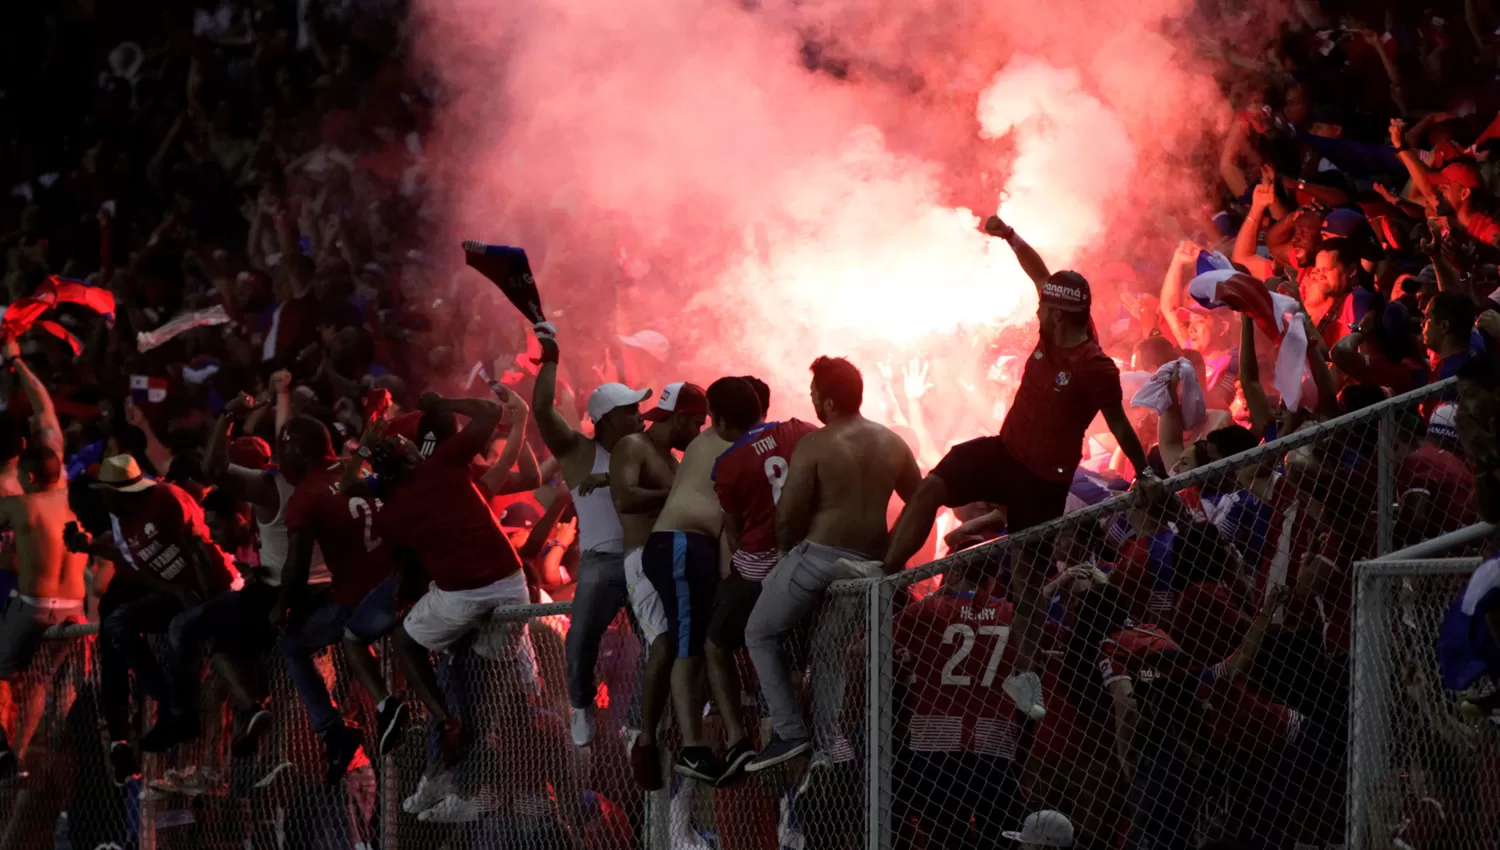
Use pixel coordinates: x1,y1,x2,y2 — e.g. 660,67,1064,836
0,593,84,680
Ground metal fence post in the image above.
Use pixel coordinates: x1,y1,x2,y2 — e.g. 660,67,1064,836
380,638,398,850
866,578,893,850
1377,406,1395,556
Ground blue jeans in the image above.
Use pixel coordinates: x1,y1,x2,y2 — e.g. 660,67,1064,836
564,551,628,709
281,576,400,739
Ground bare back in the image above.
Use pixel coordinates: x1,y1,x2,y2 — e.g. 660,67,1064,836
801,417,919,558
653,430,732,539
610,433,677,552
7,488,87,601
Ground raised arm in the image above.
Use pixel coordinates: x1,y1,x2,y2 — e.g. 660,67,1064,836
530,323,585,459
4,339,60,456
1301,315,1340,421
1102,402,1150,480
983,215,1051,290
417,392,504,457
478,387,532,496
1160,241,1200,348
1224,584,1289,680
1239,314,1274,438
1232,180,1279,281
205,393,280,510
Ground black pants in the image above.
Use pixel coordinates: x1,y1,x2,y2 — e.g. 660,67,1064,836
165,582,277,718
99,581,182,741
894,751,1023,850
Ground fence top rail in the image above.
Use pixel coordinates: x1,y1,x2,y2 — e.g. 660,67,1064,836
1375,522,1496,561
888,377,1456,589
1353,557,1485,578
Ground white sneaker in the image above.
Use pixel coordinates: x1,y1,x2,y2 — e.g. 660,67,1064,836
571,707,595,748
402,771,453,814
1002,671,1047,720
417,792,487,823
834,558,884,580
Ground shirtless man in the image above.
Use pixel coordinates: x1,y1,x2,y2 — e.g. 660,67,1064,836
0,340,81,778
744,356,920,771
529,321,654,749
0,447,86,777
609,382,708,787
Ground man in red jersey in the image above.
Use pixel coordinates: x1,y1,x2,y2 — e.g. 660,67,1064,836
706,376,816,783
69,455,241,764
373,392,532,785
274,414,400,784
882,215,1151,722
892,556,1025,849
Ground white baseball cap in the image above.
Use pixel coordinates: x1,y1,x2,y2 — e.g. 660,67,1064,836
587,383,652,423
1003,811,1075,848
1429,402,1460,443
618,329,670,363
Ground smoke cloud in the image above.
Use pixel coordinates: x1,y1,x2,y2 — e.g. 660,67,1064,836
413,0,1240,421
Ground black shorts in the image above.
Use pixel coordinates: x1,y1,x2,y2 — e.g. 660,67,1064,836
707,571,761,652
642,531,720,659
930,436,1071,531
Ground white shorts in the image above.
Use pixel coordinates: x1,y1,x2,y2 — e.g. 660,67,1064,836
624,547,667,645
404,571,530,653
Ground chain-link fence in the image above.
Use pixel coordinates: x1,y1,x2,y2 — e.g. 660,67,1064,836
6,377,1489,849
1351,557,1500,850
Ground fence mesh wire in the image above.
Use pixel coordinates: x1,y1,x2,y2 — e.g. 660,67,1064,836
1351,558,1500,850
7,378,1493,850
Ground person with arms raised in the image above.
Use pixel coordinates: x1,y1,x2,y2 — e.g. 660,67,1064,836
880,215,1150,723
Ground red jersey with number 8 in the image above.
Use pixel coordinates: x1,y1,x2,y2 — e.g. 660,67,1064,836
893,591,1020,759
285,460,394,606
713,419,818,581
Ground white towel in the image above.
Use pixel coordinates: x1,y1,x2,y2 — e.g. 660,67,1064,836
1131,358,1207,430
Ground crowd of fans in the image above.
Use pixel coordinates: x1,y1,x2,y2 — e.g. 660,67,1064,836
4,0,1500,849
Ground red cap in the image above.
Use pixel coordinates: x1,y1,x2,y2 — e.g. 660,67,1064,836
1434,160,1484,190
643,382,708,422
229,436,273,470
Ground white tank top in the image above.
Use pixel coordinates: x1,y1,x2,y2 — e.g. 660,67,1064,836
256,470,328,586
571,443,625,555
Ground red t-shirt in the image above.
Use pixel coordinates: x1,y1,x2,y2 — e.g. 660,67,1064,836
111,482,239,594
893,590,1021,759
1096,623,1183,688
1000,337,1122,482
376,429,522,591
714,419,818,581
1398,443,1476,536
284,460,395,606
1196,663,1301,755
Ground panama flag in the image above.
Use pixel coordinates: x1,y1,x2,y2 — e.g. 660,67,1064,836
1188,255,1312,411
129,375,168,404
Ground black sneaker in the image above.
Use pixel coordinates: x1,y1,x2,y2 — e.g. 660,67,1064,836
376,697,409,756
0,747,16,782
716,739,755,787
231,708,273,759
109,742,141,787
141,714,200,754
673,746,724,783
324,724,364,786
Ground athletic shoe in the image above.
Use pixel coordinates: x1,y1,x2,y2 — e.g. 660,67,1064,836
743,734,811,773
716,739,755,787
109,741,140,787
570,707,595,748
674,746,724,783
402,771,453,815
231,707,273,759
417,792,495,823
324,724,364,786
376,696,408,756
1002,671,1047,720
630,737,663,791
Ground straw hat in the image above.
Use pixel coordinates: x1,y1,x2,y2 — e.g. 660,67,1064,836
92,455,157,492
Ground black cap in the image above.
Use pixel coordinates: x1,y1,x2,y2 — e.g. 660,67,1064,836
1040,271,1092,313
